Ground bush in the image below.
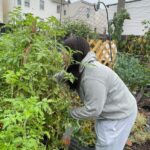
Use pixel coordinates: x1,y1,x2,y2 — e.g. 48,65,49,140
0,97,49,149
62,20,93,39
143,20,150,56
0,8,78,149
118,20,150,59
119,35,150,57
110,9,130,46
114,53,149,91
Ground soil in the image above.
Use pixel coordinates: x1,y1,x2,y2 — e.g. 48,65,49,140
126,140,150,150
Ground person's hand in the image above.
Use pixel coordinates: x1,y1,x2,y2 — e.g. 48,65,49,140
62,126,73,146
62,134,71,146
54,71,64,83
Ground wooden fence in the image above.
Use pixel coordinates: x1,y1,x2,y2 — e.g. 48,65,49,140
89,40,117,68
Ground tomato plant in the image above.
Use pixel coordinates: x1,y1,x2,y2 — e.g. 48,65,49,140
0,7,78,149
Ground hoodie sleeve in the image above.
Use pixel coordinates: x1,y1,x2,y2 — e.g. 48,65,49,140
70,79,107,120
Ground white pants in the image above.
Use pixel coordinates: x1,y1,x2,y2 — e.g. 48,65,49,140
95,107,137,150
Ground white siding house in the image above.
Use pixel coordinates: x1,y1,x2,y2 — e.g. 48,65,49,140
0,0,3,23
3,0,64,22
62,0,107,34
107,0,150,35
62,0,95,23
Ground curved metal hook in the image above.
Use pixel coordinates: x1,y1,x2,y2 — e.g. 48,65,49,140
93,1,113,62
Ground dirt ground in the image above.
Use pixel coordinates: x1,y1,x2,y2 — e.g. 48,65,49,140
128,140,150,150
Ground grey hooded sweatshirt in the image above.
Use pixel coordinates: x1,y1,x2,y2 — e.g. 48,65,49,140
70,51,137,120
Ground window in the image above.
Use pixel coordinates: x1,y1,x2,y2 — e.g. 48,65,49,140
64,10,66,15
40,0,44,10
24,0,30,7
17,0,22,5
57,5,61,13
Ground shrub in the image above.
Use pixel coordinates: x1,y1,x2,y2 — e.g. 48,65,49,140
110,9,130,46
0,97,49,149
62,20,93,39
118,20,150,59
143,20,150,57
114,53,149,91
119,35,150,57
0,7,78,149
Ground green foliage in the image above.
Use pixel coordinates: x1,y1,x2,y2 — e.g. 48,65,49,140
114,53,150,91
0,97,49,150
129,113,150,144
75,121,95,146
62,20,92,39
143,20,150,56
118,35,149,56
117,20,150,60
143,20,150,32
0,7,78,149
110,9,130,45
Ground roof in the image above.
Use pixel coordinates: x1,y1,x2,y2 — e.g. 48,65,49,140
107,0,142,7
51,0,68,4
80,0,94,6
71,0,94,6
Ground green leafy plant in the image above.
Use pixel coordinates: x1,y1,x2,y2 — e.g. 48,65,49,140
0,97,50,150
62,20,92,39
114,53,149,91
110,9,130,47
75,120,95,146
117,20,150,61
118,35,148,55
129,113,150,144
142,20,150,57
0,7,79,149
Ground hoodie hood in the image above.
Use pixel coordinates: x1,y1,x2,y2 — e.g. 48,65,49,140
79,51,97,73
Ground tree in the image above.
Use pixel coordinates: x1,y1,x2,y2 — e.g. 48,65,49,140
117,0,125,12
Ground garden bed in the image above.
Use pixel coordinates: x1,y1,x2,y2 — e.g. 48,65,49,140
125,140,150,150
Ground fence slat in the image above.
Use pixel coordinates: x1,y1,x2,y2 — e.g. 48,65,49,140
89,39,117,68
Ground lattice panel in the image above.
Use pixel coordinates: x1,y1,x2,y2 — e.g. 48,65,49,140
89,40,117,68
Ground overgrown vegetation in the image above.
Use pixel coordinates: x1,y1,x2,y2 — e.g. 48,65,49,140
118,20,150,58
129,113,150,144
0,7,149,149
62,20,93,39
0,97,49,149
142,20,150,56
118,35,149,56
110,9,130,48
0,8,78,149
115,19,150,62
114,53,149,92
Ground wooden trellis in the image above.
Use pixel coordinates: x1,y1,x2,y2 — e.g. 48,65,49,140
89,39,117,68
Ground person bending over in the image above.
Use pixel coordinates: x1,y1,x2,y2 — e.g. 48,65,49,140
64,36,137,150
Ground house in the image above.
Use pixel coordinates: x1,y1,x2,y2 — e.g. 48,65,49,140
107,0,150,35
62,0,107,34
0,0,3,23
2,0,67,23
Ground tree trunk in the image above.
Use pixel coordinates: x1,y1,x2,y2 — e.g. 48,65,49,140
117,0,125,12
